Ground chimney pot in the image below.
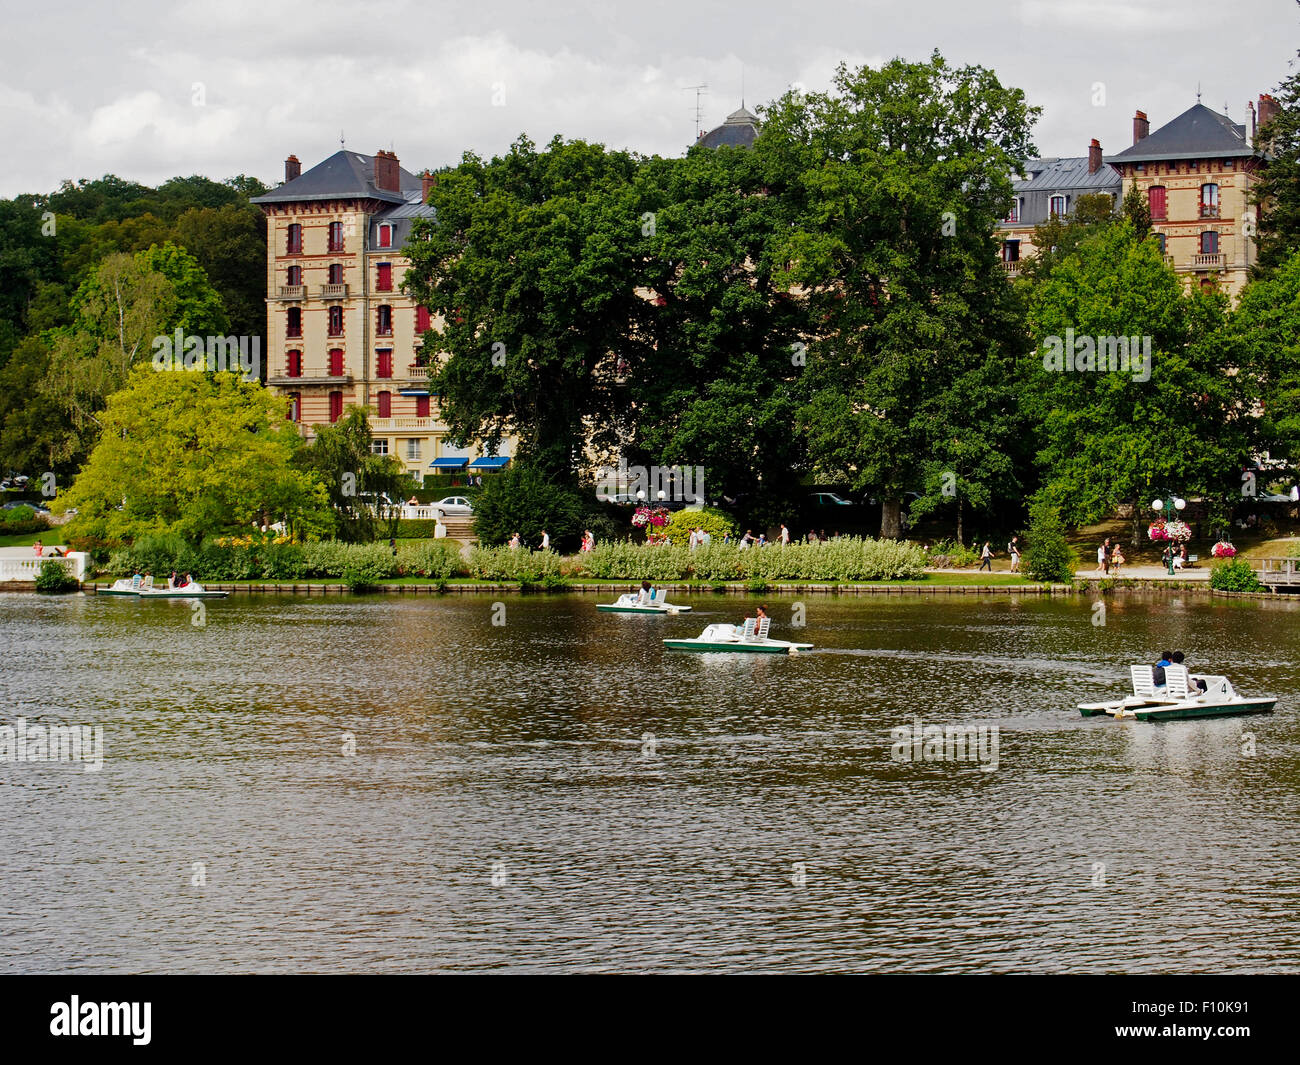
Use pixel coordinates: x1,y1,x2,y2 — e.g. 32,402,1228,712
1133,110,1150,145
1258,94,1280,137
1088,138,1103,174
285,154,301,183
374,149,401,193
421,170,436,202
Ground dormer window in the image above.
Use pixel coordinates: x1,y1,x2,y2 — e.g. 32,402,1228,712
1049,195,1067,218
377,223,393,248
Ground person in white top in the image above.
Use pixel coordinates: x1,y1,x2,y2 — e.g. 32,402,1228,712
780,524,790,545
688,528,699,550
540,530,550,551
508,533,521,550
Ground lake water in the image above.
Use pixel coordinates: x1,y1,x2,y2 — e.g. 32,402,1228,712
2,589,1298,973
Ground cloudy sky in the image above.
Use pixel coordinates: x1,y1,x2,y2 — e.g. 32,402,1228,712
1,0,1296,197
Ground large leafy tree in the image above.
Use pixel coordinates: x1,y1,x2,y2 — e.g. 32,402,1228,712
1255,26,1300,272
172,204,268,340
757,52,1039,537
1231,249,1300,465
57,366,330,544
1024,221,1256,542
403,136,649,481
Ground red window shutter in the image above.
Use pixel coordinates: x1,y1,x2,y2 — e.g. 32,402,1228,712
379,225,392,248
1148,186,1166,219
377,391,391,418
377,350,393,378
329,391,343,423
288,351,302,377
377,263,392,291
329,349,344,376
416,306,431,331
416,395,430,418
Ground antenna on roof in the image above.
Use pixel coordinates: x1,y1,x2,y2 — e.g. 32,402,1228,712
340,130,345,148
741,64,745,109
1196,83,1202,104
684,83,708,141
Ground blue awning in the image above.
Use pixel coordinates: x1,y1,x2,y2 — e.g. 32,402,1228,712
429,457,468,469
469,456,511,469
398,388,429,396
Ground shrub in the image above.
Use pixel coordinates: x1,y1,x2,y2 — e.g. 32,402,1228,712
394,519,442,538
662,506,737,544
471,464,585,550
467,545,564,582
4,505,35,523
397,540,463,579
34,558,79,593
1209,557,1264,592
1020,502,1077,583
926,538,980,569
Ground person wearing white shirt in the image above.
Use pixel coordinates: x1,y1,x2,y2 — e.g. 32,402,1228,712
540,530,550,551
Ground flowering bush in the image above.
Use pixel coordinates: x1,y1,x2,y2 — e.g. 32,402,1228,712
1148,519,1192,542
1211,541,1236,558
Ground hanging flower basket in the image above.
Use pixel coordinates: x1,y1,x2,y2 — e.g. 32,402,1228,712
1148,519,1191,542
1211,541,1236,558
631,506,670,541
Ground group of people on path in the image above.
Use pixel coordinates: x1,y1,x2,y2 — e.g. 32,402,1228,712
1095,538,1127,574
976,537,1021,572
507,530,552,551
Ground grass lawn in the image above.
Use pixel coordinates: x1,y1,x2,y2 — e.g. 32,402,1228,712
0,530,50,548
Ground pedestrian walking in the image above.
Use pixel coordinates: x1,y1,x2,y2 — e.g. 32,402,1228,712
979,541,993,571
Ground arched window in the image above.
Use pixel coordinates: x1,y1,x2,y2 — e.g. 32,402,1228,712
1147,186,1167,220
286,265,302,287
376,305,392,336
329,391,343,423
287,350,302,377
286,223,302,254
328,306,344,336
328,263,344,285
328,349,344,376
377,223,393,248
376,263,392,291
286,307,302,338
376,391,392,418
328,221,345,253
288,392,301,421
1200,231,1219,255
376,349,393,378
1200,183,1220,218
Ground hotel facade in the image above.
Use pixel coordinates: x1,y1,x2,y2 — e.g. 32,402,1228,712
250,150,512,482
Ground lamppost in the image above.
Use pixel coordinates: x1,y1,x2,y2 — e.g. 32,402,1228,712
1151,494,1187,574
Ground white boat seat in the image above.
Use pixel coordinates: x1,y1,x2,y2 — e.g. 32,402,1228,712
1164,664,1191,700
755,617,771,641
739,618,756,641
140,575,154,591
130,574,142,590
1131,665,1156,698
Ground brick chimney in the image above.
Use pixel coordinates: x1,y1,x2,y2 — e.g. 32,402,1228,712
1133,110,1150,145
421,170,436,202
374,150,401,193
1258,94,1281,134
1088,138,1103,174
285,154,301,182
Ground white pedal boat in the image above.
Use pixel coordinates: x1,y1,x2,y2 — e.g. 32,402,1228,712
663,617,812,655
597,592,691,614
1079,664,1275,721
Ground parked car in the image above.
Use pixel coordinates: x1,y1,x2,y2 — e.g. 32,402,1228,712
808,491,855,508
430,496,474,518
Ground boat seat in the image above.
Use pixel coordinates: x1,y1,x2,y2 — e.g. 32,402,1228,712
739,618,756,641
140,575,154,591
130,574,142,590
1164,664,1191,700
755,617,771,641
1130,665,1156,698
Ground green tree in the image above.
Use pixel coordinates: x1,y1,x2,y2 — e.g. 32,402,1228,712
758,52,1039,537
1024,221,1256,543
1255,30,1300,272
1025,191,1124,282
172,204,267,340
1020,499,1078,582
0,336,75,476
295,407,413,542
57,366,329,543
404,136,648,481
1121,182,1151,239
1230,249,1300,465
471,463,587,549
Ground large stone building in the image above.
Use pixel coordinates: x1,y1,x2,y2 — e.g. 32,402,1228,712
996,139,1122,274
250,150,511,482
1107,97,1277,298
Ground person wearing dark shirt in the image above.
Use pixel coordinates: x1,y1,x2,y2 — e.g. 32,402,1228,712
1153,651,1173,688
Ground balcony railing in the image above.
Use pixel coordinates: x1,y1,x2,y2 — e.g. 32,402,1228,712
267,373,353,387
277,285,305,300
320,284,349,298
369,415,440,431
1199,204,1221,219
1001,260,1021,276
1193,252,1226,269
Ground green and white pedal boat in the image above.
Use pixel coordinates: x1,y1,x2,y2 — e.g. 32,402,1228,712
1080,663,1275,721
99,578,144,596
138,582,228,599
597,592,691,614
663,619,813,655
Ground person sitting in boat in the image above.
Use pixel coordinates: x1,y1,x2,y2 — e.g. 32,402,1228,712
637,580,654,605
179,573,193,588
1152,651,1173,690
755,605,768,621
168,570,179,589
1171,651,1208,693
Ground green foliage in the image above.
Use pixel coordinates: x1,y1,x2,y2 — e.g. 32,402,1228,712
466,546,564,582
34,558,79,593
926,538,980,568
1255,53,1300,271
1231,250,1300,466
577,538,927,581
1209,557,1264,592
1020,501,1077,583
1121,183,1151,239
58,366,331,544
393,519,442,538
470,464,585,549
662,506,737,543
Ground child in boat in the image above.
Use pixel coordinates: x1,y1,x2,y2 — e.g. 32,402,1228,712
637,580,653,605
1171,651,1208,693
1152,651,1173,690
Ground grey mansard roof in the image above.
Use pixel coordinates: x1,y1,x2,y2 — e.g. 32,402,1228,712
698,105,760,149
1012,156,1121,193
1107,104,1257,164
250,150,425,206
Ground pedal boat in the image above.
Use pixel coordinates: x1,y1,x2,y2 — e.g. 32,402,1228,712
597,592,691,614
137,580,228,599
663,618,812,655
100,578,143,596
1079,664,1276,721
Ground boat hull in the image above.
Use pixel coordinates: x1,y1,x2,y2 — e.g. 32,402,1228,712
1134,699,1276,721
662,639,813,654
597,604,691,614
137,589,229,599
98,588,140,596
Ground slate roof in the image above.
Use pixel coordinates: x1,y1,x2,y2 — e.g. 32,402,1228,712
698,105,760,149
1012,156,1121,193
1107,104,1256,163
251,150,425,206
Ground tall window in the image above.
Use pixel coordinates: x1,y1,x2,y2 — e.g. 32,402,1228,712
376,391,392,418
328,349,344,376
376,263,392,291
405,438,421,460
1148,185,1167,220
377,224,393,248
1154,232,1167,254
416,306,431,332
328,306,344,336
287,350,302,377
1005,198,1020,223
286,265,302,287
328,221,345,253
286,307,302,338
329,391,343,423
328,263,344,285
376,305,393,336
416,395,430,418
288,392,301,421
1049,195,1067,217
376,349,393,378
286,223,302,254
1002,240,1019,263
1200,231,1219,255
1200,183,1220,218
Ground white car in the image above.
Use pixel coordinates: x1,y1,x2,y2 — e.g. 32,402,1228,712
431,496,474,518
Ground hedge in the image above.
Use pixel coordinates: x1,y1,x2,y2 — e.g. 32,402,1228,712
577,538,927,581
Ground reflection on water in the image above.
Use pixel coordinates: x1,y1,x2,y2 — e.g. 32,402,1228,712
1,590,1298,973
